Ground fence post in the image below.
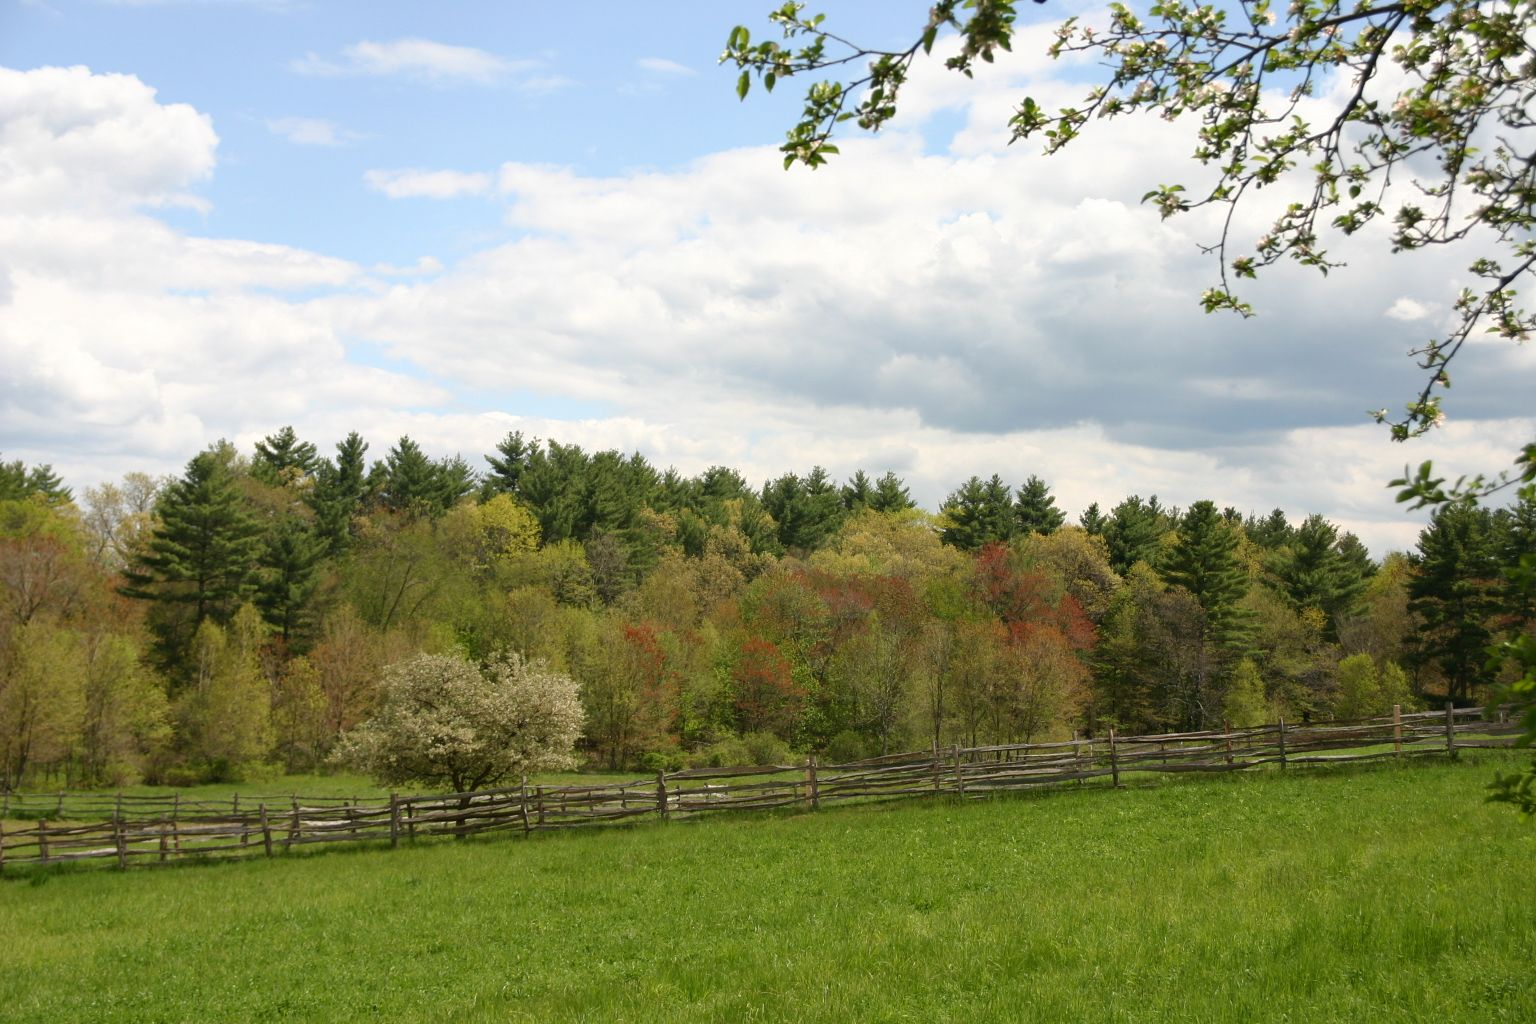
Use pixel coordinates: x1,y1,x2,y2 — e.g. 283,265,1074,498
952,744,966,796
171,815,182,856
1278,718,1288,769
157,823,168,863
1108,728,1121,788
0,819,6,873
232,792,239,815
656,771,669,822
519,776,531,836
38,820,50,865
1444,704,1457,760
288,797,300,849
115,792,123,822
260,804,272,857
931,741,942,792
389,793,400,848
807,756,821,811
55,792,64,818
171,792,180,822
1223,720,1234,766
114,816,127,870
1393,703,1403,758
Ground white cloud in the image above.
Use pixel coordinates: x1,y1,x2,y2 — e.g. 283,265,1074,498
1385,296,1431,321
291,38,535,85
0,64,215,212
266,116,360,146
637,57,696,76
364,168,493,199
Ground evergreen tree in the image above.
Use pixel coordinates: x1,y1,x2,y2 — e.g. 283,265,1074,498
1246,508,1294,549
377,436,438,513
255,516,326,649
1162,499,1252,649
869,471,915,513
762,467,845,552
1104,495,1167,574
121,449,264,675
1273,514,1368,637
518,439,590,542
1409,503,1500,701
1014,475,1066,535
1079,502,1107,536
438,454,479,508
841,470,874,511
0,455,72,505
484,430,538,496
252,426,318,487
939,475,1015,551
309,432,368,555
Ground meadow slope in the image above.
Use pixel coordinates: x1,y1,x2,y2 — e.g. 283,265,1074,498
3,754,1532,1023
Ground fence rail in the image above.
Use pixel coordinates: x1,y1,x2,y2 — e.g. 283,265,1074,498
0,706,1520,872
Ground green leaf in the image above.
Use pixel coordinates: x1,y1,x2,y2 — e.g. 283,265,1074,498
737,70,751,101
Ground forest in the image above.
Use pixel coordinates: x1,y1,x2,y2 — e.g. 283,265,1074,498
1,427,1531,790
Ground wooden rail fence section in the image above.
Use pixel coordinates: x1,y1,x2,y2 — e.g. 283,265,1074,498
0,706,1518,872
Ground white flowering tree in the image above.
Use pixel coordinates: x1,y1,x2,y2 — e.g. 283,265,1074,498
334,651,584,795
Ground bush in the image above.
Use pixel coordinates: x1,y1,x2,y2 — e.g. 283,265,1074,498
823,730,869,765
639,750,684,774
741,731,791,766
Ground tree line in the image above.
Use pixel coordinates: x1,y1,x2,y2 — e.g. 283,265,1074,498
1,427,1531,789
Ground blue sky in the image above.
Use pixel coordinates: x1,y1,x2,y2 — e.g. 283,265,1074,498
1,0,1531,554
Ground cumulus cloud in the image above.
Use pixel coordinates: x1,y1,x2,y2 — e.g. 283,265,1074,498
0,64,427,478
1385,296,1431,321
290,38,537,86
0,64,216,212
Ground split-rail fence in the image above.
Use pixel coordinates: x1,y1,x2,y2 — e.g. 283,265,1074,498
0,705,1519,872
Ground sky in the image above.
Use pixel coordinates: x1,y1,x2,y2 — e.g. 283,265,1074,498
0,0,1531,556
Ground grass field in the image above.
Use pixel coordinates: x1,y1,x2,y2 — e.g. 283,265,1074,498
3,753,1533,1023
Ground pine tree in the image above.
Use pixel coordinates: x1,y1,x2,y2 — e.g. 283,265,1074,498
1246,508,1294,549
1409,503,1500,701
940,475,1015,551
120,449,264,675
763,467,845,552
1273,514,1368,636
869,471,915,513
1104,495,1167,574
255,516,326,649
0,455,72,505
1014,475,1066,535
484,430,539,496
1079,502,1107,536
1162,499,1252,649
841,470,874,511
252,426,318,487
309,432,368,555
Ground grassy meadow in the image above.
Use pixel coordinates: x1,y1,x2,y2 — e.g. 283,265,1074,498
3,753,1533,1023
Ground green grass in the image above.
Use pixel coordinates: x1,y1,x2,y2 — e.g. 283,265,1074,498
3,753,1533,1023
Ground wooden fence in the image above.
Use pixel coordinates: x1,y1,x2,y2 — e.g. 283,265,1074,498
0,706,1519,872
